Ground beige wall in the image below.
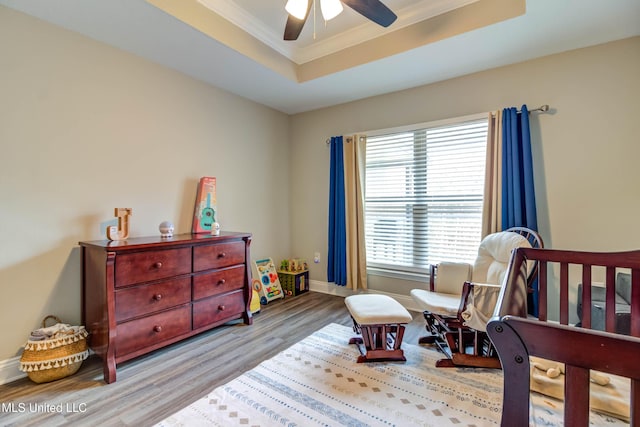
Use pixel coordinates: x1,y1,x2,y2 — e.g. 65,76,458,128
0,7,291,361
290,37,640,303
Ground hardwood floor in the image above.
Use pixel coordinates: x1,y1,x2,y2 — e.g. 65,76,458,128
0,292,427,427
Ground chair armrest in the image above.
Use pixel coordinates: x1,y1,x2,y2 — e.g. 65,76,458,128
468,283,502,289
458,281,473,316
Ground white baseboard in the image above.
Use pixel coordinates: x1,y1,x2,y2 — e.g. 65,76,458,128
0,356,26,385
309,280,356,297
309,280,423,313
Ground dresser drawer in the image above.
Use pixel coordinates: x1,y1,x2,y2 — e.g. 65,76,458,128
193,265,245,301
115,247,191,287
193,242,245,272
115,277,191,322
115,305,191,357
192,291,245,330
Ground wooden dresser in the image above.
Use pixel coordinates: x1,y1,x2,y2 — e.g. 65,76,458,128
79,232,252,383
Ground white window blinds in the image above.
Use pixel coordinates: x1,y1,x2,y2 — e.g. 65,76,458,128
365,117,488,275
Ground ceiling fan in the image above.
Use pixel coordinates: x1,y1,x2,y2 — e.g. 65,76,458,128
284,0,397,41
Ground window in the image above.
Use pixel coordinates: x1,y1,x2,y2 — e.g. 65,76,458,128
364,115,488,277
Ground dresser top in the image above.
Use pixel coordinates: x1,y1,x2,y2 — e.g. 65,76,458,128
79,232,251,251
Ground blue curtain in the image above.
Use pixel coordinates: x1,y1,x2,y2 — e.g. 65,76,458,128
502,105,538,230
502,105,539,314
328,136,347,286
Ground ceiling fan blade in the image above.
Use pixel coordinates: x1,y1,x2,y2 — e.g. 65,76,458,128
284,1,313,40
342,0,397,27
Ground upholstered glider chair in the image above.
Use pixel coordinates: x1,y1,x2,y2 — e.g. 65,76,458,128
410,227,542,368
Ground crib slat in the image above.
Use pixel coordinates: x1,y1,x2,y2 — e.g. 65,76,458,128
538,260,548,321
564,365,590,427
632,379,639,425
605,266,616,333
632,269,640,338
581,266,592,329
559,262,569,325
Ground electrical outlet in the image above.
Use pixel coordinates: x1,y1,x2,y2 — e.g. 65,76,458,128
313,252,321,263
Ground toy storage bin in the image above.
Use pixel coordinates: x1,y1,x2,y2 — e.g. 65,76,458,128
277,270,309,296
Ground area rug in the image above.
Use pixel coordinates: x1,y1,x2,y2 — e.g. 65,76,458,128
156,323,628,427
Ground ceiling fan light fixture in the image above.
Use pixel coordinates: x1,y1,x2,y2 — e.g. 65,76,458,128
285,0,309,20
320,0,343,21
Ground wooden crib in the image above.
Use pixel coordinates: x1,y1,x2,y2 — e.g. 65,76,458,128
487,248,640,427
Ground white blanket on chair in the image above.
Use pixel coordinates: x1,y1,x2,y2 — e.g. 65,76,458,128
460,283,501,332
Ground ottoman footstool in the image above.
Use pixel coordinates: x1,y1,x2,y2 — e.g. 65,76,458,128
344,294,413,363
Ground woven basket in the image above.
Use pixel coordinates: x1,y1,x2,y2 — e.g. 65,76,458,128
19,315,89,384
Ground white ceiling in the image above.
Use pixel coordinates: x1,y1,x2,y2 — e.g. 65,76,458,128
1,0,639,114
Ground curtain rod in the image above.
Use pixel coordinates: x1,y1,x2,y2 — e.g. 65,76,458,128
326,105,549,143
325,136,360,145
491,104,550,117
520,104,549,113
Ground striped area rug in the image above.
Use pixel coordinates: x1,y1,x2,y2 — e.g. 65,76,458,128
155,323,626,427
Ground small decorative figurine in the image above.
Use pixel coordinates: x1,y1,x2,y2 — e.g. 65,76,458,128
107,208,132,241
159,221,174,238
211,222,221,236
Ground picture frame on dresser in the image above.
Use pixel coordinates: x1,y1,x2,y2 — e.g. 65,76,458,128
79,232,252,383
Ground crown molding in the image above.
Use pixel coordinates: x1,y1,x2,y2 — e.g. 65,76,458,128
197,0,296,60
198,0,480,65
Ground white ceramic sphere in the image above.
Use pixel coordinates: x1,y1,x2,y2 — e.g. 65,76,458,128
159,221,174,237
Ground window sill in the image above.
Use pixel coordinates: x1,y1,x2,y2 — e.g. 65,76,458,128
367,267,429,283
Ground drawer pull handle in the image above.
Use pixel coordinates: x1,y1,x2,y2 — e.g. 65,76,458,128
153,325,162,333
153,262,163,269
218,252,226,258
218,305,225,311
153,294,163,301
218,279,226,285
